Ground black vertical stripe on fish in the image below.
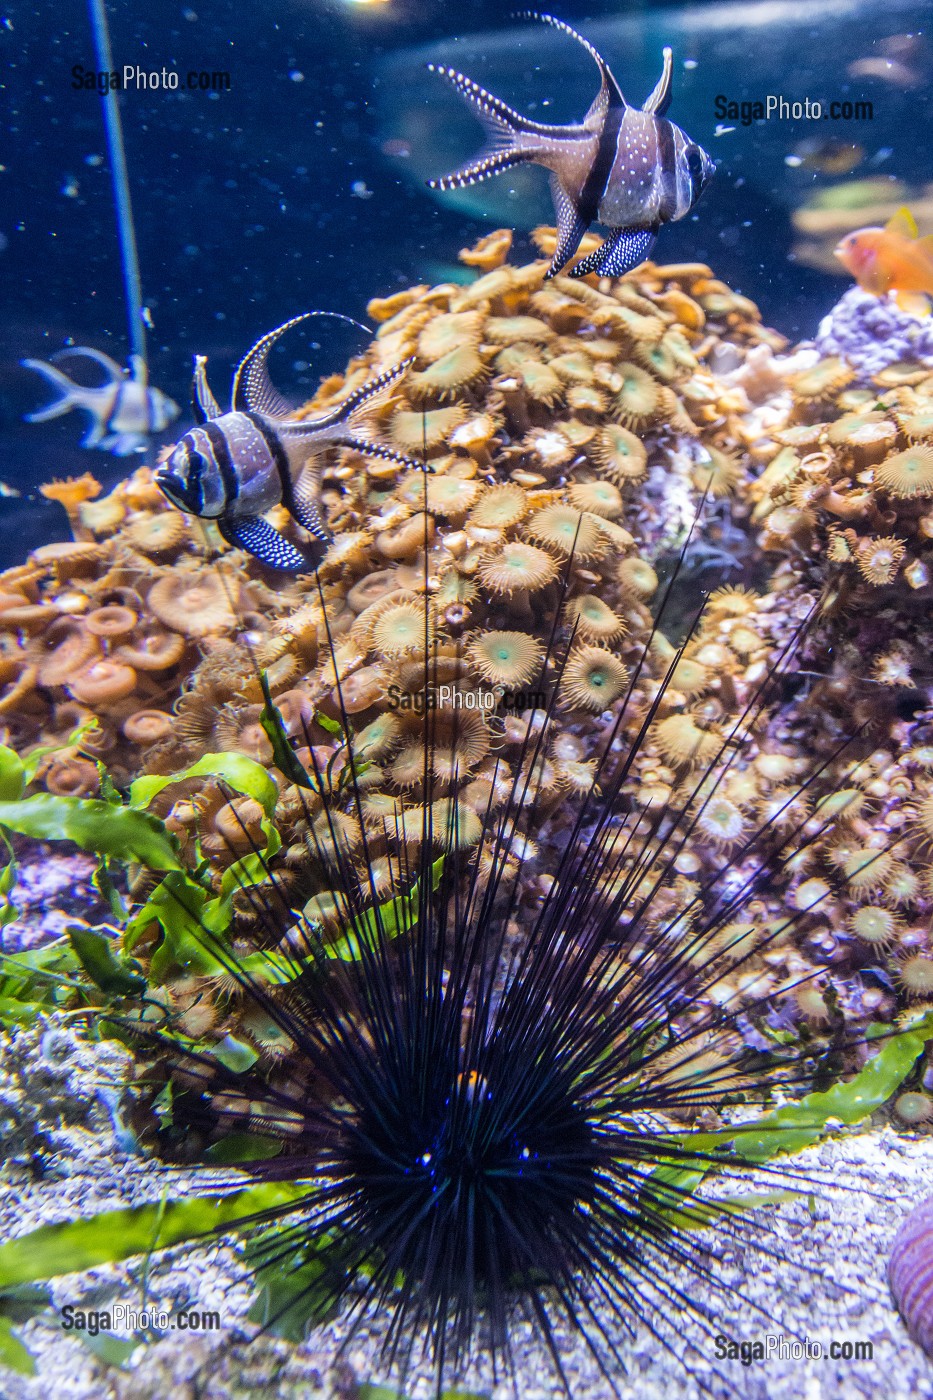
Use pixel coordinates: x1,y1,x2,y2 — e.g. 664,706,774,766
246,411,293,504
578,101,625,224
202,421,240,508
104,380,126,438
186,452,205,515
686,146,707,206
655,117,678,223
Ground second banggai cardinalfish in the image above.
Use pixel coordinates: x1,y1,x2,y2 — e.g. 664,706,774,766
428,12,715,280
155,312,429,574
834,206,933,316
20,348,179,456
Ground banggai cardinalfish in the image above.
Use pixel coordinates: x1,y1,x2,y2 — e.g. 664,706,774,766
429,12,715,280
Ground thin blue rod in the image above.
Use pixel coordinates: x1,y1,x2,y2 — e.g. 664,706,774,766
88,0,147,369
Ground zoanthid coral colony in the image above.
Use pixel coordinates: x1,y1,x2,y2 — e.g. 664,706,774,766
5,231,933,1389
6,229,929,1050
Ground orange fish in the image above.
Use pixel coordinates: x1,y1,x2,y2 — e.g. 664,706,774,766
834,207,933,317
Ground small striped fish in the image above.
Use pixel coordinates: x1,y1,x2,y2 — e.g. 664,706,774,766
156,312,428,574
21,348,179,456
428,12,715,280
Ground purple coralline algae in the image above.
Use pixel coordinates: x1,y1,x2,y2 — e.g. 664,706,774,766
814,287,933,381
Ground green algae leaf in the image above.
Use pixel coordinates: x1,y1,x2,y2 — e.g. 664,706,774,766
315,712,344,738
128,871,231,983
0,746,25,803
324,856,446,962
130,751,282,906
644,1017,933,1224
0,858,18,929
0,793,181,870
0,1184,313,1290
245,1229,350,1339
647,1188,803,1233
205,1132,282,1165
723,1018,933,1162
0,944,86,1026
259,673,316,791
0,1316,36,1375
67,928,146,998
129,752,278,820
211,1033,259,1073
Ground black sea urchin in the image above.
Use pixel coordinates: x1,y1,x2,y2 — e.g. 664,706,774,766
130,541,859,1398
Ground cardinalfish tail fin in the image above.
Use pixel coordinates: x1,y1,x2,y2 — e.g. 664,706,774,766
426,63,557,190
20,359,82,422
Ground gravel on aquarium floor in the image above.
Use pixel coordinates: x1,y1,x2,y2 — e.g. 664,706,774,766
1,1021,932,1399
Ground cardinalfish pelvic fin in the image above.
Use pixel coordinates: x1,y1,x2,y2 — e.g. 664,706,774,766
155,311,430,574
834,206,933,318
427,11,715,280
20,348,179,456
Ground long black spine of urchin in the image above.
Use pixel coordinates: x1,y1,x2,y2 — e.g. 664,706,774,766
125,527,879,1397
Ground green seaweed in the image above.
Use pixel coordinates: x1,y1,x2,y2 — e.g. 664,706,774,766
0,1285,49,1377
643,1015,933,1224
0,1315,36,1376
0,943,87,1028
68,928,146,999
0,1185,312,1291
245,1231,342,1338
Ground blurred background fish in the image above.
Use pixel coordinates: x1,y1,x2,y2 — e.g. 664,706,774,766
834,206,933,315
787,137,865,177
791,177,933,274
21,349,178,455
19,0,178,458
848,33,930,89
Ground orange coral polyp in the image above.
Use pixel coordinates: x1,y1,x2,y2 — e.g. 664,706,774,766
84,605,138,640
148,573,237,637
39,473,102,514
123,709,174,745
43,756,100,797
69,659,138,705
114,628,186,672
35,621,101,688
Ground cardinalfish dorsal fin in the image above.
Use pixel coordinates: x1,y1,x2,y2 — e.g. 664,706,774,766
192,355,222,424
50,346,125,382
886,206,919,239
642,46,674,116
231,310,371,418
515,12,628,120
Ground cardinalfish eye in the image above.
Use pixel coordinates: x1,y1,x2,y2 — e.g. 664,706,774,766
686,143,715,203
